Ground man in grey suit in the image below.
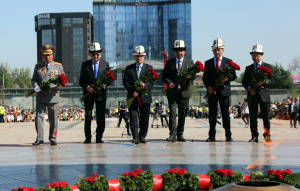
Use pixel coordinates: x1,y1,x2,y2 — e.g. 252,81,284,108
162,40,195,142
31,44,65,145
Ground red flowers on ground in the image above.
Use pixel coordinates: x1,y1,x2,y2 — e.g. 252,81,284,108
46,181,68,188
214,169,234,176
122,169,143,178
258,66,272,75
268,169,292,180
91,174,99,178
268,169,275,176
85,177,95,184
134,169,143,174
129,171,138,178
122,172,130,176
58,73,68,86
244,175,251,181
166,168,187,177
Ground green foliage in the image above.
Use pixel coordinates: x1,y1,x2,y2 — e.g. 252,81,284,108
283,173,300,188
249,171,269,181
235,71,245,83
0,63,32,88
161,170,199,191
207,169,243,190
117,175,136,191
133,170,153,191
272,62,293,89
35,186,73,191
75,175,109,191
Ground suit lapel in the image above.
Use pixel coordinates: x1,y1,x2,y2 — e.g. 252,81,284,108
89,60,95,78
97,60,105,79
182,58,188,71
133,64,138,80
220,57,226,70
211,58,217,74
139,64,147,79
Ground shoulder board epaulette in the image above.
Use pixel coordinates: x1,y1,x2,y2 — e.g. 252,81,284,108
53,62,61,66
36,62,43,66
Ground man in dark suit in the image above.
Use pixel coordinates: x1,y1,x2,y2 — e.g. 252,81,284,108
203,38,236,142
79,42,111,144
123,45,154,144
242,44,276,142
289,98,298,129
162,40,195,142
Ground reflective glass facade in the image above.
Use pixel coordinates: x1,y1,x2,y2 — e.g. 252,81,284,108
73,28,84,86
93,0,191,68
42,29,56,60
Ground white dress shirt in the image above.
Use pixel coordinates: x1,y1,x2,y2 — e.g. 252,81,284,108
214,56,223,69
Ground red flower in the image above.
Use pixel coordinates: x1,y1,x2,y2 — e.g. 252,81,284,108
275,172,283,180
275,170,283,174
85,177,94,184
258,66,272,75
177,168,187,177
58,74,68,86
195,61,205,72
122,172,130,176
106,69,112,75
268,169,275,176
12,188,35,191
228,60,240,70
154,74,159,80
134,169,143,174
129,171,138,178
91,174,99,178
226,169,234,176
244,175,251,181
284,169,292,175
166,170,173,174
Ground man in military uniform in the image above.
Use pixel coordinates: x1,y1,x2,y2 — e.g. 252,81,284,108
31,44,65,145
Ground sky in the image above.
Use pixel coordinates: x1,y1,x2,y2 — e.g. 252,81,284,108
0,0,299,76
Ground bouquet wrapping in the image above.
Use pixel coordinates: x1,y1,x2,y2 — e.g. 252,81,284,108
125,69,158,108
204,60,240,100
79,69,116,102
161,61,204,95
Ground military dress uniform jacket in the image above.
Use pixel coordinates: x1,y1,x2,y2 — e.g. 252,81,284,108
31,60,64,103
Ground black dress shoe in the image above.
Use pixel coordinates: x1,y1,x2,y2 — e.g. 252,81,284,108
84,140,91,144
131,139,139,144
177,136,186,142
226,138,233,142
96,139,104,143
32,140,44,145
206,138,215,142
50,140,57,145
139,138,147,143
166,135,176,142
249,137,258,142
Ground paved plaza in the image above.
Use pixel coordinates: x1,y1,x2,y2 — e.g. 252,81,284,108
1,117,300,190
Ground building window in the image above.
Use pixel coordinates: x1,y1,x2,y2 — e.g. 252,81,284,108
38,19,50,25
73,18,83,24
51,18,55,25
66,40,69,43
66,30,69,33
66,48,69,51
88,36,89,40
87,28,89,33
66,56,69,59
87,20,89,25
42,29,56,60
73,28,84,87
63,18,71,26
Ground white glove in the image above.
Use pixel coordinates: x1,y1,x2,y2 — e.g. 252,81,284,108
50,83,57,88
34,86,41,92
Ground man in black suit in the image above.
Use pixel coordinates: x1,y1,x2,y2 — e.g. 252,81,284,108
203,38,236,142
289,98,298,129
123,45,154,144
242,44,276,142
79,42,111,144
162,40,195,142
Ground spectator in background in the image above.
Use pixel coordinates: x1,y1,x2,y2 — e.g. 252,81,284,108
289,98,298,129
242,98,249,128
105,107,110,118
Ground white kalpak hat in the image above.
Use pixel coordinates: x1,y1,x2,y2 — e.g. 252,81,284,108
89,42,102,53
173,40,186,51
250,44,264,55
211,38,225,49
133,45,146,56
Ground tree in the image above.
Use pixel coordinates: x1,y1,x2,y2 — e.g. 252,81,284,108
235,71,245,83
272,62,293,89
289,55,300,73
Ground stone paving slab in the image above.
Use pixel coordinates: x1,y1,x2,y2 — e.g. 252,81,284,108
0,118,300,190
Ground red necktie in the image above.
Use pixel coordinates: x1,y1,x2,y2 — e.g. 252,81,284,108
216,59,220,73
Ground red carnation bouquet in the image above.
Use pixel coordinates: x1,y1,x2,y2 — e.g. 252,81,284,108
75,174,109,191
204,60,240,100
125,69,159,108
79,69,116,102
161,61,205,95
268,169,292,181
208,169,243,189
247,65,273,106
25,73,68,98
34,181,72,191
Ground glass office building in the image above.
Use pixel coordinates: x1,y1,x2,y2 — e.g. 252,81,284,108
35,13,93,86
93,0,191,68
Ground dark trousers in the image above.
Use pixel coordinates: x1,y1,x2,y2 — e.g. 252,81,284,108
249,94,270,137
129,102,150,139
242,113,249,125
167,91,189,137
160,115,169,127
119,113,130,134
84,96,106,141
290,113,297,128
0,114,3,123
208,91,231,139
